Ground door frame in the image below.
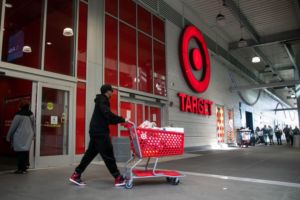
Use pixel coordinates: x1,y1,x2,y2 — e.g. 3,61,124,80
34,82,75,168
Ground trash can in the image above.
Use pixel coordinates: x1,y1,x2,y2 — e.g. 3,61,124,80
293,135,300,148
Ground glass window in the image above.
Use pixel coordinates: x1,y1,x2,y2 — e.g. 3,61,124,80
119,0,136,27
44,0,75,76
119,23,137,90
138,5,151,35
105,0,118,17
104,15,118,86
138,32,152,93
109,90,118,137
137,104,143,126
154,41,166,96
153,16,165,42
76,82,86,154
40,87,69,156
150,107,161,127
120,101,135,136
144,105,149,121
77,2,87,80
1,0,44,69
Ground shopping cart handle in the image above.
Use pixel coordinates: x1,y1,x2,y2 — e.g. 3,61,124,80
122,121,135,128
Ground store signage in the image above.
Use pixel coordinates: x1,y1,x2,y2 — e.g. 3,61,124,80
179,25,211,93
177,25,213,116
178,93,213,116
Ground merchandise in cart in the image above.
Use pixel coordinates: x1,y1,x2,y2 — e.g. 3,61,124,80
237,128,251,147
123,122,185,189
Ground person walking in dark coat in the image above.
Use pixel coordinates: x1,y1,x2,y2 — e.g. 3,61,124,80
274,125,282,145
69,84,128,187
290,126,300,146
262,125,268,145
293,126,300,135
6,99,35,174
283,125,291,144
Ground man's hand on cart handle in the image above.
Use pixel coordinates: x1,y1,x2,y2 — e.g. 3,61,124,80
125,117,131,123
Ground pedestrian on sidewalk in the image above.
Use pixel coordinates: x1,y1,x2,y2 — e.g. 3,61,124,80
262,125,268,145
274,125,282,145
289,126,294,146
69,84,128,187
283,125,291,144
6,99,35,174
290,126,300,147
255,127,264,144
268,125,275,145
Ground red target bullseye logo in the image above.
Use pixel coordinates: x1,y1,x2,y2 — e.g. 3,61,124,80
180,25,211,93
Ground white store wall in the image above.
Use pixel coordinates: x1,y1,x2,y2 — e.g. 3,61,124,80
85,0,298,150
164,17,298,148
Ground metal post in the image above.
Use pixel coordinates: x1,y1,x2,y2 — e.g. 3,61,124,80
295,53,300,127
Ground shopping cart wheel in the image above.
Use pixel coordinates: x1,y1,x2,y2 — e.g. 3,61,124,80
171,178,180,185
125,181,133,189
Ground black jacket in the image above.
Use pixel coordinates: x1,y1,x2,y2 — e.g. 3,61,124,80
89,94,125,136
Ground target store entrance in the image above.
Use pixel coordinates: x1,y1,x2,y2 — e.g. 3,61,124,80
117,93,163,137
0,76,73,171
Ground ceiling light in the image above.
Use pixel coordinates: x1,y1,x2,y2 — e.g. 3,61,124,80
238,38,247,48
252,56,261,63
46,42,52,45
5,3,13,8
216,13,226,26
63,28,73,37
22,46,32,53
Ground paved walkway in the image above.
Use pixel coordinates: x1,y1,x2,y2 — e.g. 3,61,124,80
1,145,300,200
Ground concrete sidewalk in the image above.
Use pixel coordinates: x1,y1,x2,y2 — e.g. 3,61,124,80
1,145,299,200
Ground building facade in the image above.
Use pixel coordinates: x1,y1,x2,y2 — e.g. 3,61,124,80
0,0,297,169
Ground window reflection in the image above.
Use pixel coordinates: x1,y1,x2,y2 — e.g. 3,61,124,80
2,0,44,69
44,0,75,76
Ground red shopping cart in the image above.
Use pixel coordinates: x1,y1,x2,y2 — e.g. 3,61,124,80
123,122,185,189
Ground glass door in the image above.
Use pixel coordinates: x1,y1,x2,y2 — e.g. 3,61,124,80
35,83,73,168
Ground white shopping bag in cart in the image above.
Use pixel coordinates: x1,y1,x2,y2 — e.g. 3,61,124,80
138,120,157,128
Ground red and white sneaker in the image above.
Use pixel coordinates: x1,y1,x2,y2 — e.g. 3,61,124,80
69,172,86,186
114,175,126,187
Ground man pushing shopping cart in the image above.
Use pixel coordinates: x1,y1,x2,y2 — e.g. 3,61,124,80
69,84,184,189
69,84,129,187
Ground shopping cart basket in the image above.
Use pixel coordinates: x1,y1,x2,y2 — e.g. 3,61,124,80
123,122,185,189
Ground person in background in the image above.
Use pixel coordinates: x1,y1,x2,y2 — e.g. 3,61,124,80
293,126,300,135
289,126,294,146
274,125,282,145
268,125,275,145
291,126,300,147
262,125,268,145
69,84,128,187
6,99,35,174
256,127,264,144
283,125,291,145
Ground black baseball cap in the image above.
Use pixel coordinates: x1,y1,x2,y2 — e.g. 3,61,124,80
101,84,113,94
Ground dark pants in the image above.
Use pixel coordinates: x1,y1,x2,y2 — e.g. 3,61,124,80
290,135,294,146
16,151,29,171
263,134,268,145
285,133,290,144
276,134,282,145
269,135,274,144
75,135,120,178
